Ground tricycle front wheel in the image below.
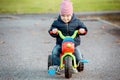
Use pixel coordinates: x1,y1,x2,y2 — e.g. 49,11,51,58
65,56,73,78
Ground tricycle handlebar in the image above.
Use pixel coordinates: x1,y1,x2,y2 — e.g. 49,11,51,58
50,30,79,39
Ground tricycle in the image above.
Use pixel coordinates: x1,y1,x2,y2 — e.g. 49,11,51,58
48,30,88,78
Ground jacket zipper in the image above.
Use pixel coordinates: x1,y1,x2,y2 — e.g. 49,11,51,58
66,23,69,35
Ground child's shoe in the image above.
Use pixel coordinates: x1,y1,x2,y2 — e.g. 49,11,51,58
72,68,78,74
56,67,61,75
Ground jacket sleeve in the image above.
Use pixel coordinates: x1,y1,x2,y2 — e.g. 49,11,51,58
78,20,88,35
48,21,58,38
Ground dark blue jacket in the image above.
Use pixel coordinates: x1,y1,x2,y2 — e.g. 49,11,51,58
48,14,88,47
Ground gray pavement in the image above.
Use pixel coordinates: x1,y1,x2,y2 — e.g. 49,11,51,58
0,14,120,80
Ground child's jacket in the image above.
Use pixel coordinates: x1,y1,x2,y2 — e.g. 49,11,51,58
48,14,88,47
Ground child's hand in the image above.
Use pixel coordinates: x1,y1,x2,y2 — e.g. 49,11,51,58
78,28,86,34
52,28,58,34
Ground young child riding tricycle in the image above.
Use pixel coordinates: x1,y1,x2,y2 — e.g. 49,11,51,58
48,0,88,78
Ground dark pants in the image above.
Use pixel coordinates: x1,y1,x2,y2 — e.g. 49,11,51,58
52,44,83,66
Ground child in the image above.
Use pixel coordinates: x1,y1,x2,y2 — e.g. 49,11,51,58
48,0,88,73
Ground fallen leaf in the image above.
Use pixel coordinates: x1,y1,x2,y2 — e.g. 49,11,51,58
34,22,40,26
0,40,5,44
102,26,105,29
115,38,120,43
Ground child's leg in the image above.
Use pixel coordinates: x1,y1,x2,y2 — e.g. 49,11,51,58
74,47,83,63
74,47,88,63
52,44,61,66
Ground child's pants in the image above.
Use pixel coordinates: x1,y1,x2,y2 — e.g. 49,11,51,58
52,44,83,66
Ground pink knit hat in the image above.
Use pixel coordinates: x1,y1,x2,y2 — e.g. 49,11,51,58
60,0,73,15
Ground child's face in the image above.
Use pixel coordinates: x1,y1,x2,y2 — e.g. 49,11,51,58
60,14,72,23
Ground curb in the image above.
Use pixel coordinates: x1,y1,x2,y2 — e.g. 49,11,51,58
75,11,120,16
80,17,120,29
0,11,120,16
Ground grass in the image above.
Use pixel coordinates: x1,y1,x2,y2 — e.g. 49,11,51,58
0,0,120,13
73,0,120,11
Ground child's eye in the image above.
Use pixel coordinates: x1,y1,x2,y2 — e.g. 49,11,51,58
61,15,65,17
67,15,70,17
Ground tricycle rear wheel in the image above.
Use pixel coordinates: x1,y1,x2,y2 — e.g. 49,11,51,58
77,62,84,72
48,55,52,70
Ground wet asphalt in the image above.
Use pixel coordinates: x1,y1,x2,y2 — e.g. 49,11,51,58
0,14,120,80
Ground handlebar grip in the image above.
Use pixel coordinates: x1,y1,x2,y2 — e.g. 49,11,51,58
50,31,58,35
78,30,87,35
50,31,53,34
